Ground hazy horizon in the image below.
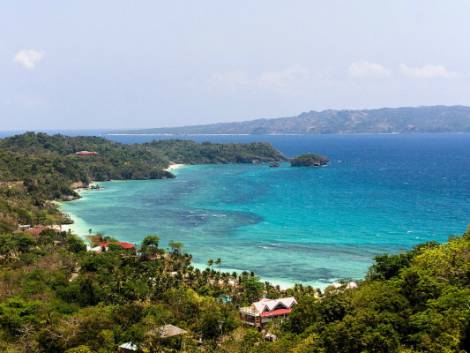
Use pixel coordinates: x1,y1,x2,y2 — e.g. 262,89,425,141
2,1,470,130
2,104,470,133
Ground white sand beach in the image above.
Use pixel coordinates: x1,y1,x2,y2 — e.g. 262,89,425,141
165,163,186,172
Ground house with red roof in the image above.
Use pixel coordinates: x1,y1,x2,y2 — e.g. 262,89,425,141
239,297,297,328
25,225,50,237
89,241,136,253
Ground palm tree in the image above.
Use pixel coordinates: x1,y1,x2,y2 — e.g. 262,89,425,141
142,234,160,257
168,240,183,256
214,258,222,272
207,259,214,269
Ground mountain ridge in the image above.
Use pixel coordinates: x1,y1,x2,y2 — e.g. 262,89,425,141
116,105,470,135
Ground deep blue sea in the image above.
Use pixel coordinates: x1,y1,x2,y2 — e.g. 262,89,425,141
52,133,470,288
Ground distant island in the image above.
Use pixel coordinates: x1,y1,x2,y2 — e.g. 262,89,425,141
291,153,329,167
116,105,470,135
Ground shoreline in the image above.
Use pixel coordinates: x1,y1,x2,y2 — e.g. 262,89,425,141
57,164,350,292
58,202,95,241
59,198,337,291
59,199,334,290
190,262,334,290
164,163,186,172
60,163,188,236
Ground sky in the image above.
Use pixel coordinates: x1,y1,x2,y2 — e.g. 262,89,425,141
1,0,470,130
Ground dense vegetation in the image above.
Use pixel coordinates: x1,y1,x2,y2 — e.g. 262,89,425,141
0,132,284,186
0,132,468,352
0,227,468,352
0,133,284,232
0,230,289,352
290,154,329,167
146,140,285,164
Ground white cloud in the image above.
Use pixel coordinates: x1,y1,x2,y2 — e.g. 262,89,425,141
257,66,311,88
348,61,391,78
210,65,311,92
14,49,45,70
400,64,458,79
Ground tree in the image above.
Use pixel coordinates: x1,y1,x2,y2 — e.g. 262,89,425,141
0,297,41,337
239,329,263,353
241,276,264,304
287,294,319,333
168,241,183,256
215,258,222,271
0,233,35,262
366,253,412,280
67,235,87,253
198,305,223,340
65,346,96,353
141,235,160,256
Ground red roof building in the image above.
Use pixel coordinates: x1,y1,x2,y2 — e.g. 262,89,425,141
260,308,292,318
99,241,135,250
26,225,50,237
240,297,297,328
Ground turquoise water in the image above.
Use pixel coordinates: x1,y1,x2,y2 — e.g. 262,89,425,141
60,134,470,288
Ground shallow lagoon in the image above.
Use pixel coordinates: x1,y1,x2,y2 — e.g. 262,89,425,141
61,134,470,288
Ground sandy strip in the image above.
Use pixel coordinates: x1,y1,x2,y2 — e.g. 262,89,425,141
165,163,186,172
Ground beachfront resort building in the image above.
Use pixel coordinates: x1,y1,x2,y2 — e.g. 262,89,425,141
239,297,297,328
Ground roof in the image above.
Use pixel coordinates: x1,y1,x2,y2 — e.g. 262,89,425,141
75,151,97,155
151,324,188,338
252,297,297,315
88,245,103,252
118,342,138,351
241,297,297,317
100,241,135,250
26,225,49,236
260,308,292,317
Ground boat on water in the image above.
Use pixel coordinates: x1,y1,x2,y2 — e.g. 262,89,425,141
269,162,280,168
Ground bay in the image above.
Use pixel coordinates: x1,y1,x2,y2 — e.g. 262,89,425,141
60,133,470,288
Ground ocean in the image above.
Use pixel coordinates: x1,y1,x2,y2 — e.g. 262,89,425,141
55,133,470,288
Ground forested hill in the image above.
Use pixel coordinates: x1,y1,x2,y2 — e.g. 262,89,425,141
0,132,284,231
121,105,470,135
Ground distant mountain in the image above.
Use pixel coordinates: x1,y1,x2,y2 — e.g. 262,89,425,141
118,106,470,135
